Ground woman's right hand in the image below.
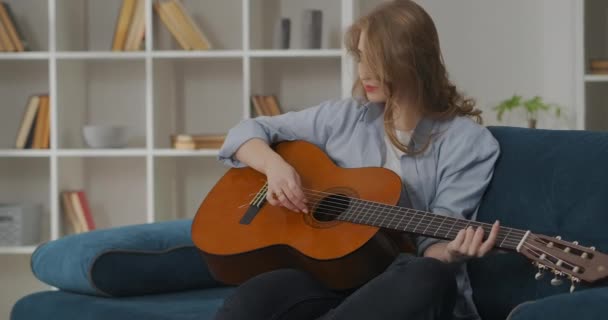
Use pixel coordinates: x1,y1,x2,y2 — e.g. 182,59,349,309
264,155,308,213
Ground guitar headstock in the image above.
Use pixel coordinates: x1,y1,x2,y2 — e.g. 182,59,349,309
519,233,608,291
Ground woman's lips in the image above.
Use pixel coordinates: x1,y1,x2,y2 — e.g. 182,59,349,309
364,85,378,92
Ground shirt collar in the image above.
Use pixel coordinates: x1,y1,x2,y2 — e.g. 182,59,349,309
359,100,436,149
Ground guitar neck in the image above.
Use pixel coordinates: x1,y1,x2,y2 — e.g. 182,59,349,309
337,198,526,251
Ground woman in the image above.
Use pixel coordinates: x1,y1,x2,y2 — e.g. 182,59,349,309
214,1,500,319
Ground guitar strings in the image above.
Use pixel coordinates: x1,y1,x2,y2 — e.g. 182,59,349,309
259,186,526,247
253,185,583,276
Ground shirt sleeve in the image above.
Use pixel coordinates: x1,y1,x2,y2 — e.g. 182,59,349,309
217,99,339,168
416,127,501,256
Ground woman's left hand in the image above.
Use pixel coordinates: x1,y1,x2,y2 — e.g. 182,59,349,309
444,220,500,263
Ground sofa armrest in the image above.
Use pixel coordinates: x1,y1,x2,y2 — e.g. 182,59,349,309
508,286,608,320
31,219,223,297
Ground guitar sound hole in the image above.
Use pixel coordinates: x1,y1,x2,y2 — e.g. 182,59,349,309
313,194,351,222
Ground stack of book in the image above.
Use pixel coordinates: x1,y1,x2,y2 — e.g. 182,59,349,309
590,59,608,75
251,95,283,117
112,0,146,51
15,94,50,149
154,0,212,50
61,190,96,234
171,134,225,150
0,2,28,52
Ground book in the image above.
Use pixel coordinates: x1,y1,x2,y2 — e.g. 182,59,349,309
251,95,267,117
167,0,211,50
302,9,323,49
112,0,137,51
263,95,283,116
76,191,95,231
251,95,283,116
154,0,191,50
15,95,40,149
32,95,49,149
124,0,145,51
170,134,226,149
61,191,83,234
1,2,28,51
0,9,13,51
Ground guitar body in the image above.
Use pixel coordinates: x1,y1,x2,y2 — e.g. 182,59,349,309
191,141,410,290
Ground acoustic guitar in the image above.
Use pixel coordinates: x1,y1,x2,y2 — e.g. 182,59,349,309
191,141,608,292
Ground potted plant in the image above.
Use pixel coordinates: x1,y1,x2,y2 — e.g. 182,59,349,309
493,95,561,129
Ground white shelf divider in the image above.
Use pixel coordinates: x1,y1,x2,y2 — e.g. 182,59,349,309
584,75,608,82
0,246,38,255
56,149,148,157
153,149,220,157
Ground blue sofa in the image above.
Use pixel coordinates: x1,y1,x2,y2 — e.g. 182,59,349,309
11,127,608,320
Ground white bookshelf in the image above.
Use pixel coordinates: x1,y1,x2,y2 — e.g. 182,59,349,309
575,0,608,130
0,0,386,256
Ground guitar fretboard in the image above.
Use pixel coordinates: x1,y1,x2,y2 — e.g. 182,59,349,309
332,198,524,251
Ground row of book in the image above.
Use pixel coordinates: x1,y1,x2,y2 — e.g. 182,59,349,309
589,59,608,75
154,0,212,50
0,2,28,52
61,191,96,234
112,0,212,51
15,94,51,149
112,0,146,51
251,95,283,116
169,95,284,150
171,133,225,150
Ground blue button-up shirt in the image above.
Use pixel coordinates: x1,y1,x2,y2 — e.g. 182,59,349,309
218,97,500,320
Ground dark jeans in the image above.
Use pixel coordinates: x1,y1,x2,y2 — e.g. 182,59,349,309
214,254,458,320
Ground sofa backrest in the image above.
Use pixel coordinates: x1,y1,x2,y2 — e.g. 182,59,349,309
469,126,608,320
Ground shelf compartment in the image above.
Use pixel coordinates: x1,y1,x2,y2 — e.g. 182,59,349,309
0,0,49,51
250,56,341,113
153,57,243,148
153,0,242,51
56,0,147,52
249,0,342,50
0,61,49,150
57,157,147,236
0,157,50,244
585,82,608,131
154,157,227,222
56,59,147,149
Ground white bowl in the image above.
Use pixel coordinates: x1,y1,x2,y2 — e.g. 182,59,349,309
82,125,129,148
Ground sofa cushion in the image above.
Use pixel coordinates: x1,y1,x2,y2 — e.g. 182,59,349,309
31,219,223,297
11,287,235,320
507,286,608,320
469,127,608,320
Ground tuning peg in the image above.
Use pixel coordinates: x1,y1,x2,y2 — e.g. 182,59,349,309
551,271,563,286
555,236,562,240
590,246,596,251
572,241,579,245
534,264,546,280
569,276,580,293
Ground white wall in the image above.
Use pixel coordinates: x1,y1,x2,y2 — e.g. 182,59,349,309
416,0,576,129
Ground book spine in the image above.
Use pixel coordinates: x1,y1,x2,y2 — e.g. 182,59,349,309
303,9,323,49
0,2,22,51
77,191,96,230
272,18,290,50
2,3,28,51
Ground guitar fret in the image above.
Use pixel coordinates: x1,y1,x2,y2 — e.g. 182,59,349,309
412,212,425,234
368,201,382,226
421,214,435,235
499,228,512,248
395,208,408,230
434,216,447,237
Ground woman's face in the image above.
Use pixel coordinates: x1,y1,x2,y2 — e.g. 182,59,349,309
357,30,387,103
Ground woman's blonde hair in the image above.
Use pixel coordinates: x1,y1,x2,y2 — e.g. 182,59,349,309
345,0,482,154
